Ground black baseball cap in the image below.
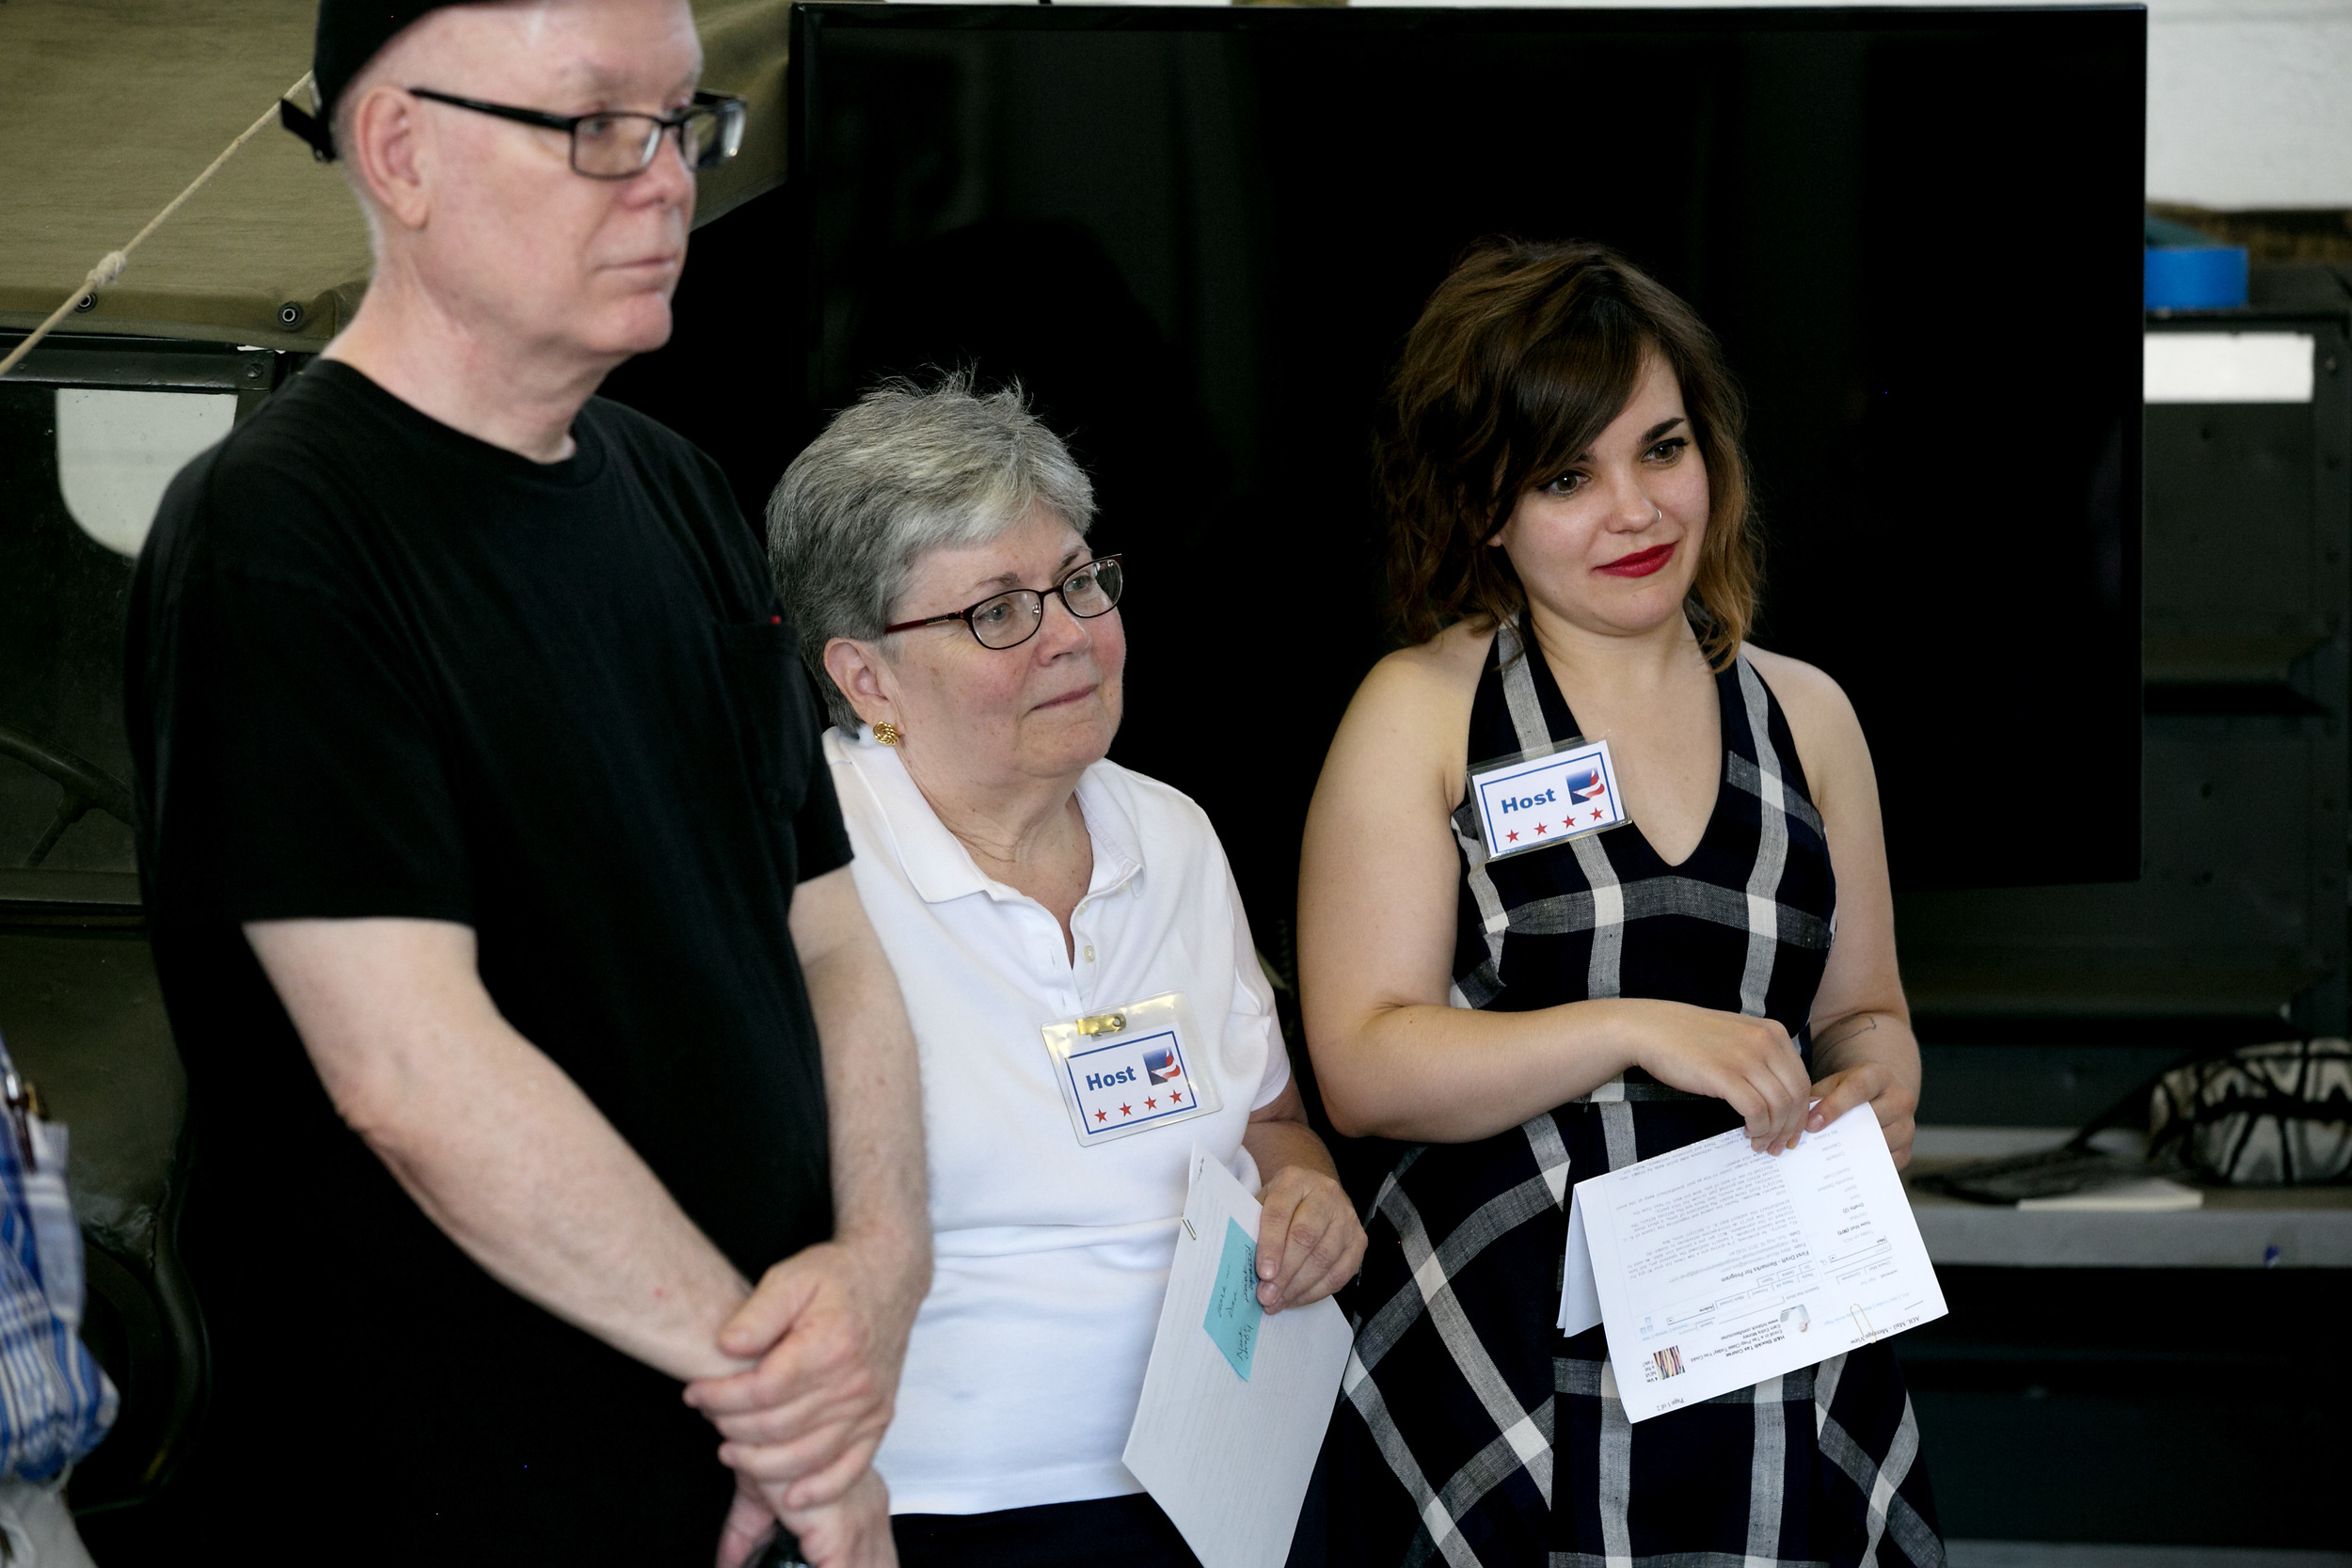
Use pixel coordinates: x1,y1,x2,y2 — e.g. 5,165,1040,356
279,1,485,161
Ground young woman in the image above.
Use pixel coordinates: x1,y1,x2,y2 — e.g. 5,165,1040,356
1299,240,1942,1567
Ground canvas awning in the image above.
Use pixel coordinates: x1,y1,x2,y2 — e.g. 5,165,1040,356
0,0,792,354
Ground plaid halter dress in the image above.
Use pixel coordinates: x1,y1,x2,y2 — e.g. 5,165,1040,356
1329,621,1944,1568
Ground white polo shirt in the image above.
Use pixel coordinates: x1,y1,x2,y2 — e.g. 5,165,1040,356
824,727,1291,1516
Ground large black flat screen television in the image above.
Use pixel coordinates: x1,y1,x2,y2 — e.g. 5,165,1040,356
781,3,2145,927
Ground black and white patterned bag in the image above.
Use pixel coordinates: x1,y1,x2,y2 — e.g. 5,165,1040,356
2148,1038,2352,1186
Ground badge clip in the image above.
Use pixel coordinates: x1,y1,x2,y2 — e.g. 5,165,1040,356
1039,991,1221,1147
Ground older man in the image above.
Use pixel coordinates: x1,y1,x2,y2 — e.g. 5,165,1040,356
125,2,925,1562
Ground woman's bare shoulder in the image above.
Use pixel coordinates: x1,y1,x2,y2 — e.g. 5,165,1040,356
1741,642,1871,782
1359,620,1494,711
1325,622,1495,787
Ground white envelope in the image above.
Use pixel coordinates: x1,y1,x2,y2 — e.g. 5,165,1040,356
1123,1146,1355,1568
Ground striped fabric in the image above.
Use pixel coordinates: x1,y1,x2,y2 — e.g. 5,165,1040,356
1330,622,1942,1568
0,1036,116,1482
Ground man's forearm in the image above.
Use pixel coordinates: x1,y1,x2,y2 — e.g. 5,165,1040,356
248,917,755,1383
368,1023,757,1381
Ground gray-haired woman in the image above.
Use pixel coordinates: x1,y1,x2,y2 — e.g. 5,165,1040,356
764,376,1364,1568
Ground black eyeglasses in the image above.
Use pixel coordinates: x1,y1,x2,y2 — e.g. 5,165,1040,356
405,87,746,179
883,557,1125,651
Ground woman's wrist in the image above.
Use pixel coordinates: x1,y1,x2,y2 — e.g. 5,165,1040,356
1810,1011,1919,1091
1579,996,1658,1085
1243,1116,1340,1183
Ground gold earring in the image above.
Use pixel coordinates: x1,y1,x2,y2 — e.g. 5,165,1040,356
872,721,899,747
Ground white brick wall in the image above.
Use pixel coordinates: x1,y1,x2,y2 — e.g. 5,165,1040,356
2146,0,2352,208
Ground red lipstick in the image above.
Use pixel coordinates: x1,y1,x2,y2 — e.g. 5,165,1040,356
1597,542,1676,578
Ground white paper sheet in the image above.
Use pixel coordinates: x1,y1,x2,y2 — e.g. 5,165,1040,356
1560,1190,1601,1338
1123,1146,1355,1568
1557,1105,1947,1423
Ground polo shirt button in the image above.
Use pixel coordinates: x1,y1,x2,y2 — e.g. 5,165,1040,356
1083,944,1096,963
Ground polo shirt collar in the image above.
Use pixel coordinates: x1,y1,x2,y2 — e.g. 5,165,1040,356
1073,767,1144,901
842,727,1143,907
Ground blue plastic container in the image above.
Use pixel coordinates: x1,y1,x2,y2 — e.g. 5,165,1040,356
2145,245,2249,309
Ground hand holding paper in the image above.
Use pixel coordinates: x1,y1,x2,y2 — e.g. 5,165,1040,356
1249,1155,1365,1313
1125,1148,1355,1568
1204,1218,1263,1380
1629,1005,1814,1155
1557,1105,1946,1422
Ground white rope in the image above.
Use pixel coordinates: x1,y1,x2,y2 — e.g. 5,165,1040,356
0,72,315,381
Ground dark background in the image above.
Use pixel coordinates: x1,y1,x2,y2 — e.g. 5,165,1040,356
0,385,141,874
612,3,2146,948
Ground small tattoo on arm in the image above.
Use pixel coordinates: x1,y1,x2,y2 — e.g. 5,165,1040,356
1815,1014,1880,1054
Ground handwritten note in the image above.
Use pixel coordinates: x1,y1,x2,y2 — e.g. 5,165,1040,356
1203,1216,1263,1379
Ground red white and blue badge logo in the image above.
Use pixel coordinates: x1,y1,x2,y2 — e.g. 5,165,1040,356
1146,1046,1184,1085
1565,768,1608,803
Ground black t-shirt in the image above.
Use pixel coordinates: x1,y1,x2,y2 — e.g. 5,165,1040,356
126,361,850,1561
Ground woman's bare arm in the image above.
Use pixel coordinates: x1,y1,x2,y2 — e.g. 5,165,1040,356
1298,634,1812,1148
1745,646,1923,1167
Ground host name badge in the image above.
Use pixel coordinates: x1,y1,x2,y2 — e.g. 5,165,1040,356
1469,737,1628,862
1041,992,1220,1147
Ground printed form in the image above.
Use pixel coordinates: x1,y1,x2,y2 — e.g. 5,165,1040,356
1558,1105,1947,1422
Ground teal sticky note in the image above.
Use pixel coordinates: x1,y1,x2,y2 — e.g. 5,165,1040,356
1203,1216,1263,1381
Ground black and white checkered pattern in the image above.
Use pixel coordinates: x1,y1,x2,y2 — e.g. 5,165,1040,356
1330,622,1943,1568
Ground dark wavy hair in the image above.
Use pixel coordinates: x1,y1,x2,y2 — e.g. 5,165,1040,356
1377,237,1759,668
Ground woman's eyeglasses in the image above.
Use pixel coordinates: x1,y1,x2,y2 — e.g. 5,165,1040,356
883,557,1125,651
